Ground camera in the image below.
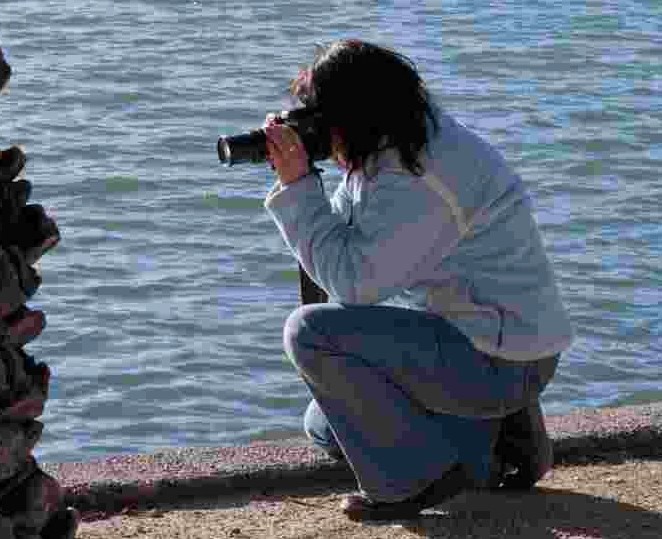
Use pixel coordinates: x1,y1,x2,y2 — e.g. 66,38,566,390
217,106,332,166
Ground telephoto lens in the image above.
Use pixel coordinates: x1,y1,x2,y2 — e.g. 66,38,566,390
217,129,268,166
217,107,331,167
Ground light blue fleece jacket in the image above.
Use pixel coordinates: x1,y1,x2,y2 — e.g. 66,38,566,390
263,103,574,362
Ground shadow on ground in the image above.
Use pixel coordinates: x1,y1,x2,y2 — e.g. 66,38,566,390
391,486,662,538
141,478,661,538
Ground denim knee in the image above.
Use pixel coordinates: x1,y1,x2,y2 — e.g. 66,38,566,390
284,305,310,349
283,304,329,363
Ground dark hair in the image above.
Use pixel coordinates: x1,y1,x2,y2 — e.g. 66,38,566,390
289,39,439,177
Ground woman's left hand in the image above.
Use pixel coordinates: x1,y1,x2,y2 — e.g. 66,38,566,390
263,115,311,185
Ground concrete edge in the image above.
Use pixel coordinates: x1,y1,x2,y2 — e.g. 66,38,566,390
40,402,662,520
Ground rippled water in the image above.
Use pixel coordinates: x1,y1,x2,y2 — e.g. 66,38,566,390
0,0,660,464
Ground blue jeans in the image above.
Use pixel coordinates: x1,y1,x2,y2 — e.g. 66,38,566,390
285,302,559,502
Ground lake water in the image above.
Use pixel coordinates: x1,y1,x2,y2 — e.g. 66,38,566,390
0,0,660,464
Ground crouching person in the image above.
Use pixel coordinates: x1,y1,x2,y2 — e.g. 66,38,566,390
262,39,572,521
0,44,78,539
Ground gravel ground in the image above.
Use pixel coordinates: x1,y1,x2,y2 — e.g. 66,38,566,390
75,458,662,539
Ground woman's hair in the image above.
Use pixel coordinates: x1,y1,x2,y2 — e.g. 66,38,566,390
289,39,440,177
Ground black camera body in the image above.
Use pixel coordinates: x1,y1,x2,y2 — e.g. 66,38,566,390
217,107,332,166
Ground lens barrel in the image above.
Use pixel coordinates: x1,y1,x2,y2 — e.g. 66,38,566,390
217,130,268,166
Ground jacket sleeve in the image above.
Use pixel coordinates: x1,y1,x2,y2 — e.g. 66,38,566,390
263,169,462,304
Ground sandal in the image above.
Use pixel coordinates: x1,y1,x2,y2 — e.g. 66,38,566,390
340,463,472,522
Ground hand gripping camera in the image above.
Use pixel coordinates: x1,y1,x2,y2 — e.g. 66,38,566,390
217,106,332,166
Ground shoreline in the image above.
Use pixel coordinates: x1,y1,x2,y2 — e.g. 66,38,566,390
39,402,662,524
